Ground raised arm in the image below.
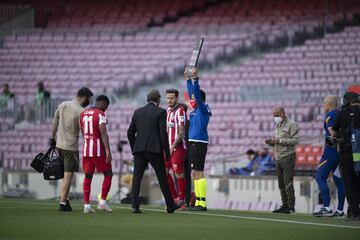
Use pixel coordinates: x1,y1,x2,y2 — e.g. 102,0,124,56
192,68,207,112
186,67,193,99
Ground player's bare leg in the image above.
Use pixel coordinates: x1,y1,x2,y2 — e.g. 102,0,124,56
59,172,73,211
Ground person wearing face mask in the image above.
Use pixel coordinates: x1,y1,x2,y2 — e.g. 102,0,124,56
127,89,180,214
265,107,299,214
50,87,93,211
313,95,345,217
185,67,212,211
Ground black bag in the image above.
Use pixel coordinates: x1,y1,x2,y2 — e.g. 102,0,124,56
31,152,45,173
43,147,64,180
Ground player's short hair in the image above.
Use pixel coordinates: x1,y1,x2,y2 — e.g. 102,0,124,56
96,95,110,105
147,89,161,103
246,149,256,155
77,87,93,98
166,89,179,97
3,83,9,88
200,89,206,102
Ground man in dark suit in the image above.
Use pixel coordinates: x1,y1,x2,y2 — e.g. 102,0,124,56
127,89,179,214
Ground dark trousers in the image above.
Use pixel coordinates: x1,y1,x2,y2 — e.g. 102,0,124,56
275,153,296,208
184,154,192,205
339,151,360,217
132,152,175,209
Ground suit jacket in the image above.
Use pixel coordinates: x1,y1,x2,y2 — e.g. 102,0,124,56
127,102,170,158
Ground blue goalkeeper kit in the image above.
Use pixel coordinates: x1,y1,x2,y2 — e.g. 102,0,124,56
187,79,212,143
316,109,345,210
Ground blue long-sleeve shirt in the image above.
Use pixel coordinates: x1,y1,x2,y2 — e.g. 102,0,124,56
187,79,212,143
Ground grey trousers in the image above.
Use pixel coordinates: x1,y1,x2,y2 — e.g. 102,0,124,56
276,153,296,208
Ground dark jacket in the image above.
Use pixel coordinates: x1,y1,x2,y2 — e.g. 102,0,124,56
333,105,360,153
127,102,170,158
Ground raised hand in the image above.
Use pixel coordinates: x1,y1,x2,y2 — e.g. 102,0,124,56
191,67,198,79
184,67,190,79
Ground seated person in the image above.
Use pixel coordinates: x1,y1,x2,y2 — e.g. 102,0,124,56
229,148,275,176
254,147,275,175
229,149,257,175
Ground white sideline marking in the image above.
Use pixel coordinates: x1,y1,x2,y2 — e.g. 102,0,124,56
1,200,360,230
115,206,360,230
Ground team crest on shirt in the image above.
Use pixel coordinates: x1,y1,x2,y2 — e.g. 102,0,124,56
167,122,175,128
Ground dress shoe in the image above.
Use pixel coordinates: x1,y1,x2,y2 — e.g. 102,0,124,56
132,208,143,214
167,204,181,213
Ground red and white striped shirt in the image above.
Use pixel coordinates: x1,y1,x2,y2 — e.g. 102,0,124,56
80,108,108,158
167,105,186,149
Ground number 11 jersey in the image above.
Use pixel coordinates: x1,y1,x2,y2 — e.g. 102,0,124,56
80,107,108,158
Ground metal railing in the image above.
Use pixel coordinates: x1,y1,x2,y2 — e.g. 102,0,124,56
208,135,323,177
0,98,62,128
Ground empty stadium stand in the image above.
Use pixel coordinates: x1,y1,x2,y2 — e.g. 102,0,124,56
0,0,360,176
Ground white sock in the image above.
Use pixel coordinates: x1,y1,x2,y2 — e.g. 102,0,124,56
84,204,91,209
60,202,66,205
324,206,331,211
336,209,343,213
100,199,106,205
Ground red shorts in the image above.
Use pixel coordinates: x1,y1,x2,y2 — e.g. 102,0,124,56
83,156,112,173
165,147,186,175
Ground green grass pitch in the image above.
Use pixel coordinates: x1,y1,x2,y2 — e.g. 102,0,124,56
0,198,359,240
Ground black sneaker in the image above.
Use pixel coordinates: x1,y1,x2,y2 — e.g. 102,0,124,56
66,200,72,211
58,204,72,212
283,207,295,214
272,206,288,213
190,206,207,212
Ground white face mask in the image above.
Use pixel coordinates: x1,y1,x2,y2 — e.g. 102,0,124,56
274,117,283,125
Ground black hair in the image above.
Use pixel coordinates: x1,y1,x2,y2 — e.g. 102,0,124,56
96,95,110,105
246,149,256,155
200,89,206,102
77,87,94,98
147,89,161,103
166,89,179,97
